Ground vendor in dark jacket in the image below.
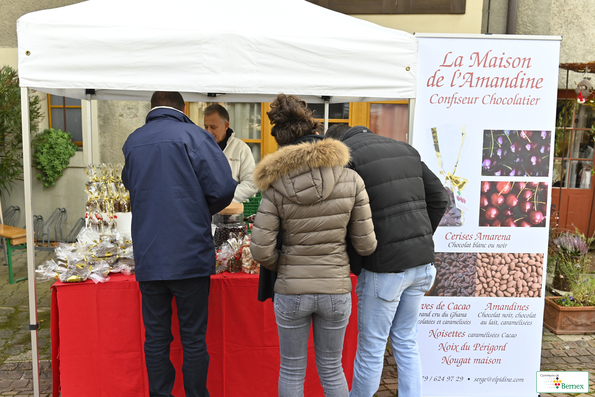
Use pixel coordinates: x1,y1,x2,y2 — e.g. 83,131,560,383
122,91,236,397
338,126,448,397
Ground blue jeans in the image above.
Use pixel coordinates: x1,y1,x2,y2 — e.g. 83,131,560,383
139,276,211,397
350,264,436,397
274,292,352,397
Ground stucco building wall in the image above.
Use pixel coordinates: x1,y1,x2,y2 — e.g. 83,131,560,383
481,0,509,34
97,101,150,165
1,0,84,48
515,0,595,88
516,0,554,36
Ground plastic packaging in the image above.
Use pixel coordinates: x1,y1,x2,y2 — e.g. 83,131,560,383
212,203,247,249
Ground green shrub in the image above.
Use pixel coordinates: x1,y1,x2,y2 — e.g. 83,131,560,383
0,65,43,194
31,128,77,188
559,277,595,307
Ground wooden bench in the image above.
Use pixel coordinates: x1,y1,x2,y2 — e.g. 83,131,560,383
0,225,28,284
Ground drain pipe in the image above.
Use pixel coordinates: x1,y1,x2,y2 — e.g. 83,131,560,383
506,0,518,34
486,0,491,33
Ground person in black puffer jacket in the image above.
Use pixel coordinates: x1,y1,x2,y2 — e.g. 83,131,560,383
338,126,448,397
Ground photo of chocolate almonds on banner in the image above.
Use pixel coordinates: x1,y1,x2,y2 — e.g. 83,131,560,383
481,129,551,177
479,181,548,227
475,252,544,298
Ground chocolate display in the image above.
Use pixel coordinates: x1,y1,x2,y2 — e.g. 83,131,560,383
212,204,247,249
36,163,136,283
241,236,260,274
438,186,463,226
91,241,117,258
431,126,468,227
215,234,260,275
36,229,135,283
214,226,246,249
85,163,131,233
216,234,244,273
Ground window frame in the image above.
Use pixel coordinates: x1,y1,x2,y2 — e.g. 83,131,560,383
47,94,83,147
554,93,595,189
367,100,409,142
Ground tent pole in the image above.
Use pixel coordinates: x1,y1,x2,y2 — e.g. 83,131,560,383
86,94,93,165
21,87,40,397
408,98,416,145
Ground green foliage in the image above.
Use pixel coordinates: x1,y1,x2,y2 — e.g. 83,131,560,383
557,296,582,307
31,128,77,188
550,227,595,307
558,277,595,307
0,65,43,194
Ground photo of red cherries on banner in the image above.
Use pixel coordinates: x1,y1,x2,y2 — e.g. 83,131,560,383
479,181,547,227
481,129,551,177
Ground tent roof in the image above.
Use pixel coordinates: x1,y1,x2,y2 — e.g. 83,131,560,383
16,0,417,103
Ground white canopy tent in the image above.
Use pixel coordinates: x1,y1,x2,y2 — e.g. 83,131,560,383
17,0,418,395
18,0,417,102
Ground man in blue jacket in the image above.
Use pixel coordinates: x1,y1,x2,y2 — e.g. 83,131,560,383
122,91,236,397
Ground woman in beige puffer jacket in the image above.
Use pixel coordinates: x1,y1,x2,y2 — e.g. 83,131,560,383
250,94,376,397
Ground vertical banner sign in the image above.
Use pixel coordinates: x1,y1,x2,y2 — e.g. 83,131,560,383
411,34,561,397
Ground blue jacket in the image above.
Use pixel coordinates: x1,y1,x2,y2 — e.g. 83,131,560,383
122,107,237,281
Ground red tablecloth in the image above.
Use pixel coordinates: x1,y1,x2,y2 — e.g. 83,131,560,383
51,272,359,397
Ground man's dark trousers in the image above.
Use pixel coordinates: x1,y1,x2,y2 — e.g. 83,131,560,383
139,276,211,397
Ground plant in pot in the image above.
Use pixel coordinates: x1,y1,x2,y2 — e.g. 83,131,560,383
544,275,595,334
550,229,591,291
544,229,595,334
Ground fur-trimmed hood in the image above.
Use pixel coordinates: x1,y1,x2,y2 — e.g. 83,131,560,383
252,137,351,204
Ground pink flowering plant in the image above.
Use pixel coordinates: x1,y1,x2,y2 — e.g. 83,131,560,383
551,228,595,306
554,230,589,257
553,229,592,286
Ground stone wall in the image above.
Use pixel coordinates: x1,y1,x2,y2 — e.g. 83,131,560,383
1,0,84,47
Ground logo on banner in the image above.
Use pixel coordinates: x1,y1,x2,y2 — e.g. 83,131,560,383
536,371,589,393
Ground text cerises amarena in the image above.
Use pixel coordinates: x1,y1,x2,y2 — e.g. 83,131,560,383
444,232,511,241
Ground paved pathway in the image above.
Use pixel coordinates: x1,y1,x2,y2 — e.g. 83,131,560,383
0,249,593,396
0,249,53,396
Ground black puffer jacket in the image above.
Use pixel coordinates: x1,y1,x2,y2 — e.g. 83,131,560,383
340,126,448,273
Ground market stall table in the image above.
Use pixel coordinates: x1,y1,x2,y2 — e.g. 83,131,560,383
51,272,359,397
